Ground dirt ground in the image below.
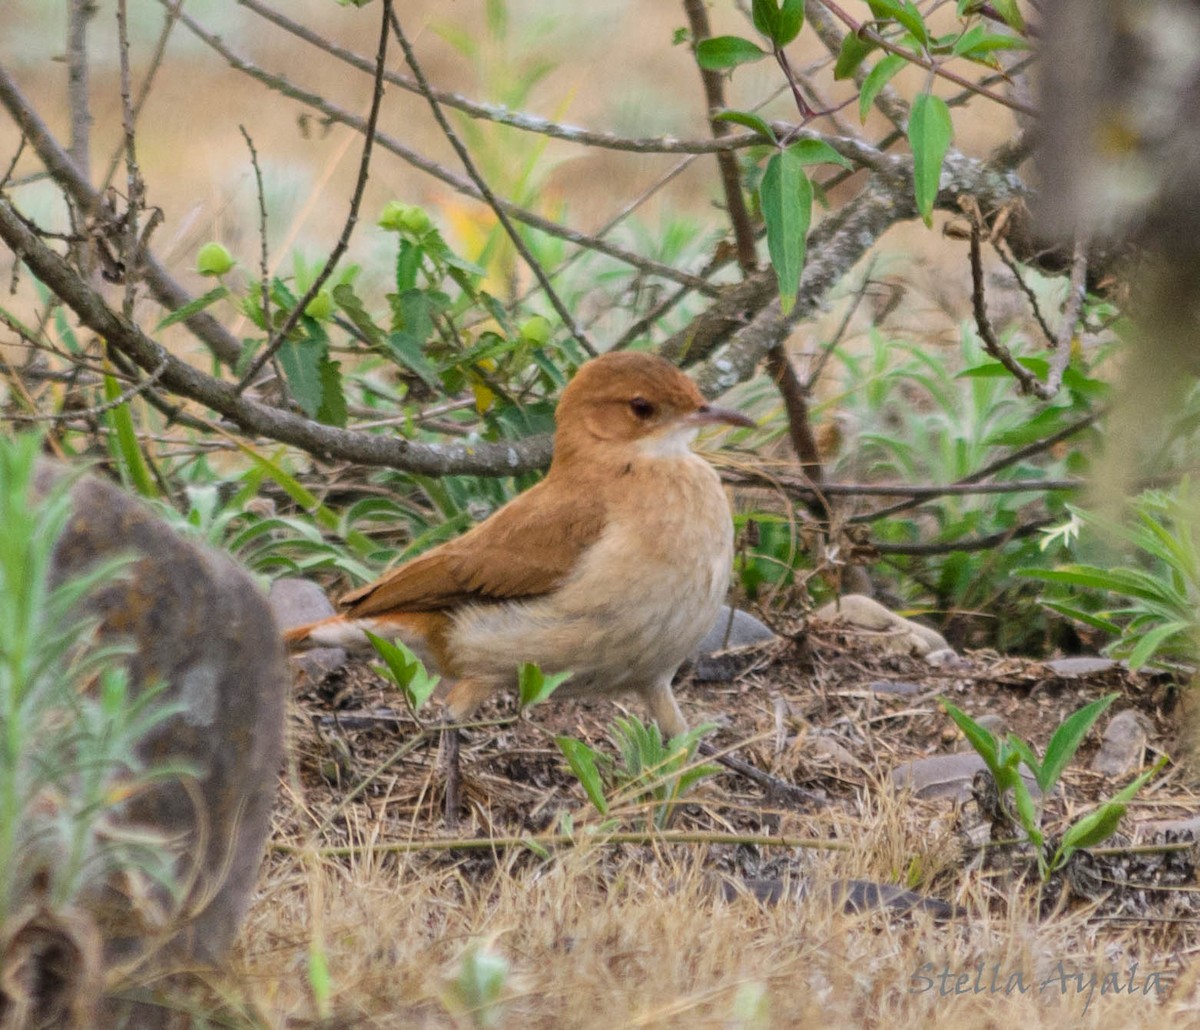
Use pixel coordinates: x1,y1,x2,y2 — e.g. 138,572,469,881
219,620,1200,1028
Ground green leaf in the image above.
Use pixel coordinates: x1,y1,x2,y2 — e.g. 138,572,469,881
315,357,347,427
277,335,326,419
696,35,767,70
155,285,229,331
386,290,441,390
868,0,930,45
365,630,440,711
1059,803,1126,856
753,0,804,46
835,31,878,79
908,92,953,226
1040,694,1118,793
940,700,999,774
1006,735,1042,783
985,407,1071,448
556,736,609,814
952,25,1030,59
1126,620,1189,669
517,662,572,709
858,53,906,122
713,110,777,144
103,372,159,498
989,0,1024,32
1011,777,1042,841
787,138,854,169
332,283,383,347
760,147,813,315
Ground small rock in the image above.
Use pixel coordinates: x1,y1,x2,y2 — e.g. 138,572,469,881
1090,709,1150,778
692,605,777,681
269,577,347,679
891,752,1041,802
696,605,777,653
973,714,1008,738
810,731,862,769
269,575,337,626
813,594,950,656
1044,656,1121,678
868,680,924,696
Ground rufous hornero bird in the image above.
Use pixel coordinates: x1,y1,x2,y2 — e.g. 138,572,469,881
285,351,754,738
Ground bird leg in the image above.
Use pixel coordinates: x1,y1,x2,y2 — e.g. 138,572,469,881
440,724,462,828
644,675,689,740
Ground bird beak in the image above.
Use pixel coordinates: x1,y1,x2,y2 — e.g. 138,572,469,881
687,404,756,430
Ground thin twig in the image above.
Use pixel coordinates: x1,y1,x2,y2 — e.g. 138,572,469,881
6,355,169,423
272,830,853,857
235,0,391,391
0,135,26,192
724,469,1083,499
0,66,245,367
1043,238,1088,395
873,515,1055,555
239,125,276,380
100,1,182,193
387,8,596,358
963,195,1044,397
163,0,719,297
115,0,143,319
992,239,1056,344
66,0,94,181
239,0,767,157
817,0,1037,116
683,0,758,275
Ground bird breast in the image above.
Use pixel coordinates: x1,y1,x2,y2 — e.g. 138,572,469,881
448,453,733,695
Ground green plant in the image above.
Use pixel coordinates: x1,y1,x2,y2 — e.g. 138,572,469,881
556,716,719,830
941,694,1164,879
366,632,441,717
441,940,511,1029
0,432,189,931
1023,486,1200,669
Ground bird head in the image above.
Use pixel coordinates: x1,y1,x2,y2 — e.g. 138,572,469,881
552,352,755,464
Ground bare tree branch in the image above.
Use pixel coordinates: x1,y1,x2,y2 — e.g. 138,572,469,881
240,0,767,157
386,8,597,358
0,66,245,368
236,0,391,390
161,0,721,298
0,198,553,476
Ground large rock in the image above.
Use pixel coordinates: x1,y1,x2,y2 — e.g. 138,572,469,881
25,464,287,1026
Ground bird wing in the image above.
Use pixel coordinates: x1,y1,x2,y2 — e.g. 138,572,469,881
340,478,607,616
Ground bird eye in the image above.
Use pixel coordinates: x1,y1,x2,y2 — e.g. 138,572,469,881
629,397,655,419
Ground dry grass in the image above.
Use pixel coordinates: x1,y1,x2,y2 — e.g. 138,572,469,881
154,633,1200,1028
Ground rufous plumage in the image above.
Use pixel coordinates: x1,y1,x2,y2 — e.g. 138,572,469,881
285,351,753,737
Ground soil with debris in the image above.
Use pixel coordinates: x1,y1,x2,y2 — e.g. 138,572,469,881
279,619,1199,935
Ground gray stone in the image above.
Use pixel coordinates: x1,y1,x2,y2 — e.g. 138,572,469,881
1044,656,1121,678
891,752,1041,802
691,606,777,682
270,577,346,678
269,575,337,625
32,464,287,1024
813,594,950,656
1090,709,1150,778
696,605,777,653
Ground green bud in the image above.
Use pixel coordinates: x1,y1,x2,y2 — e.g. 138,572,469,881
519,315,552,346
196,241,235,277
378,201,409,232
304,289,333,321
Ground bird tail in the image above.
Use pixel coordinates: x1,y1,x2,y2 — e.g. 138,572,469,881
283,610,452,672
